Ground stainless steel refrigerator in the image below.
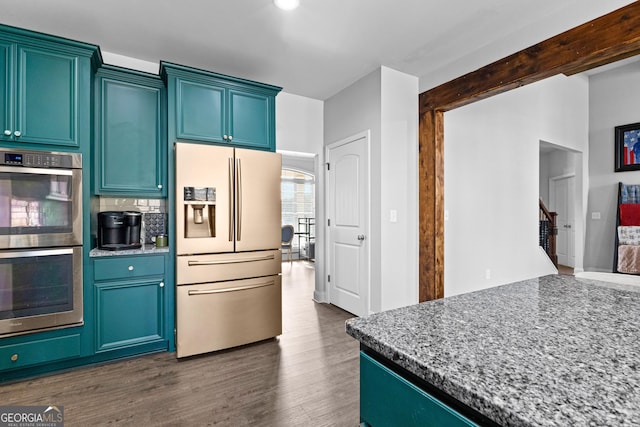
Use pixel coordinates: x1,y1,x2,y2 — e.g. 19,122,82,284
174,142,282,358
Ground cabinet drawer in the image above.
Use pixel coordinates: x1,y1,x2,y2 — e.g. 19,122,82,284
176,250,280,284
176,275,281,358
0,335,81,370
360,352,477,427
94,255,164,281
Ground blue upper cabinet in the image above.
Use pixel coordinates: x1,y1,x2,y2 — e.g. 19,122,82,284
177,79,225,142
0,25,99,149
94,65,166,196
161,62,281,152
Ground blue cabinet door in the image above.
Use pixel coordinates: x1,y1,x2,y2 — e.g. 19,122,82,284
96,67,166,196
0,41,12,141
94,278,165,352
176,78,225,143
228,89,274,151
16,45,79,147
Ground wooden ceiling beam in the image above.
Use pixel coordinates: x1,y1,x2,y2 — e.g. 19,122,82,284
419,1,640,114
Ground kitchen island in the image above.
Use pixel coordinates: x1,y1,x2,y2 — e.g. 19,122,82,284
346,275,640,426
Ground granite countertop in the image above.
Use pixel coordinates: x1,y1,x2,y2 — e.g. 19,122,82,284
346,275,640,426
89,245,170,257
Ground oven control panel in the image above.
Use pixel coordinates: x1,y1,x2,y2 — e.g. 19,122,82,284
0,149,78,169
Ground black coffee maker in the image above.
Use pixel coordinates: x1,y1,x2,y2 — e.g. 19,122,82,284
98,211,142,250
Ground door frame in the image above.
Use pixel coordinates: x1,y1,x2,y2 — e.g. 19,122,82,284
324,130,371,314
549,173,576,267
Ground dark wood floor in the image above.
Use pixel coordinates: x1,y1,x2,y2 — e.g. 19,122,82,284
0,261,360,426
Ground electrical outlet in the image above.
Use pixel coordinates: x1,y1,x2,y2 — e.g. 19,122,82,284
390,210,397,223
485,269,491,280
592,212,601,220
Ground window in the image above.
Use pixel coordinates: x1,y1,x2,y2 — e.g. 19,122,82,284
281,169,314,248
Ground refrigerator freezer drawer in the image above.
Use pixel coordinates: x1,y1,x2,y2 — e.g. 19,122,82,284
176,249,281,284
176,275,282,358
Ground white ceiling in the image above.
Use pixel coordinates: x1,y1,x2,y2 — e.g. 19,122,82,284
0,0,634,100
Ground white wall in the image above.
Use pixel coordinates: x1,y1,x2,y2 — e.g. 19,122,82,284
380,67,419,310
324,69,382,310
101,51,159,73
324,67,418,313
444,74,589,296
586,61,640,271
276,92,324,155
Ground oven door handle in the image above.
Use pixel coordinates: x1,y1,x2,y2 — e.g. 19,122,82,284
187,281,275,295
0,247,75,259
0,165,73,176
187,254,275,266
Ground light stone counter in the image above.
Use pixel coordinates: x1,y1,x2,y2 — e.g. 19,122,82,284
89,245,169,257
346,275,640,426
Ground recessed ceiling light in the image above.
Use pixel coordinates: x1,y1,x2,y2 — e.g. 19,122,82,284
274,0,299,11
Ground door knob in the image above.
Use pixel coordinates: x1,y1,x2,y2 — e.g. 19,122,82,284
357,234,365,241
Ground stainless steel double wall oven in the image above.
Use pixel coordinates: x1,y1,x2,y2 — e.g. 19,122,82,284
0,147,83,337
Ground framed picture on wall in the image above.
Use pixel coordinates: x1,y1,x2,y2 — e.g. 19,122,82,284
615,122,640,172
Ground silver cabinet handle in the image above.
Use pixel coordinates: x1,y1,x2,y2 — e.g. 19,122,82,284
357,235,366,241
13,130,21,137
159,282,165,288
236,158,242,241
3,130,11,136
157,184,163,189
187,254,275,266
128,265,134,271
228,135,233,141
229,157,234,242
223,134,228,140
187,281,274,296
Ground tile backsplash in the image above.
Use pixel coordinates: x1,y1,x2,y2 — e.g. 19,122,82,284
98,198,167,244
99,197,166,213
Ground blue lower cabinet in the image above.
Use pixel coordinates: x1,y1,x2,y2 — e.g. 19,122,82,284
360,352,477,427
93,255,167,354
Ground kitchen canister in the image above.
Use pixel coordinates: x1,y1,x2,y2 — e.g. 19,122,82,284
155,234,168,248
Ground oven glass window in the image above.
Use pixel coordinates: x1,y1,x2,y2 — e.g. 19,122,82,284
0,253,73,320
0,171,73,235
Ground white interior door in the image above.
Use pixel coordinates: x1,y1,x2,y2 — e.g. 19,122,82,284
327,132,369,316
551,176,575,267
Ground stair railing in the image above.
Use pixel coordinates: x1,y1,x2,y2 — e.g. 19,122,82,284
539,199,558,267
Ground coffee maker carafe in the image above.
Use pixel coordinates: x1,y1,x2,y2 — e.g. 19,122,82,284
98,211,142,250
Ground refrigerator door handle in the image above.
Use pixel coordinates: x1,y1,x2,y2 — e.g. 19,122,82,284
236,158,243,241
228,157,234,242
187,280,275,296
187,254,276,266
